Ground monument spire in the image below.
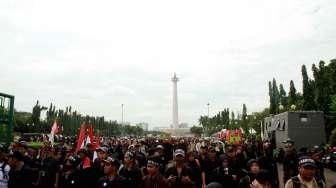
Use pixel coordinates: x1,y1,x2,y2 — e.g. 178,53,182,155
172,73,179,128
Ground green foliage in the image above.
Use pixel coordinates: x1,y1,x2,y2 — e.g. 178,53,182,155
302,65,316,110
279,84,287,111
330,95,336,112
329,128,336,146
190,126,203,136
199,108,231,136
269,79,281,114
13,101,144,137
312,61,332,113
241,104,248,134
288,80,298,108
31,100,47,125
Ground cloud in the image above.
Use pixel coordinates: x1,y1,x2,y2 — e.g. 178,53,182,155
1,0,336,128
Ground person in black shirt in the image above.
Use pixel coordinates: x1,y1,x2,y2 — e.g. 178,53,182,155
96,157,126,188
141,155,169,188
92,146,109,184
185,151,202,188
119,151,142,188
165,149,194,188
210,156,238,188
282,138,298,184
201,146,220,187
8,151,33,188
238,159,260,188
59,156,81,188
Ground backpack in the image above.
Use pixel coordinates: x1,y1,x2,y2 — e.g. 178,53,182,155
0,162,9,181
290,176,301,188
291,176,325,188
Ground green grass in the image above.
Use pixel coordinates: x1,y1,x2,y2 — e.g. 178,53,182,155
26,142,44,149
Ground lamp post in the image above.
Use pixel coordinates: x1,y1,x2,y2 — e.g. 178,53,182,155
121,104,124,125
207,103,210,117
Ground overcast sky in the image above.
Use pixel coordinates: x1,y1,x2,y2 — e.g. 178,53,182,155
1,0,336,128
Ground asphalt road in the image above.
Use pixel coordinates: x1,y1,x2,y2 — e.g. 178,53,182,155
277,163,336,188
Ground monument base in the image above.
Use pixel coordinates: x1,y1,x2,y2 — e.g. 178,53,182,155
158,128,192,137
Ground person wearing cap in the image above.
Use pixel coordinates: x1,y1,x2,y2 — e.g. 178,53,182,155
119,151,142,188
282,138,299,184
165,149,194,188
285,156,325,188
141,155,169,188
58,156,80,188
92,147,109,187
154,145,168,174
310,146,326,186
94,147,108,170
96,157,125,188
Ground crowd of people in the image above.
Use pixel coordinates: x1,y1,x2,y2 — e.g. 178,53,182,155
0,136,334,188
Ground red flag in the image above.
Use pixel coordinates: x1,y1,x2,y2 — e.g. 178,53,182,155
76,122,86,152
87,123,99,150
49,120,58,146
51,120,59,134
88,123,94,143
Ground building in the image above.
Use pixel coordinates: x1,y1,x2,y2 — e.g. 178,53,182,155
262,111,326,149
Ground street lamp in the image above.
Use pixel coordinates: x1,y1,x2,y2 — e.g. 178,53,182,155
121,104,124,125
207,103,210,117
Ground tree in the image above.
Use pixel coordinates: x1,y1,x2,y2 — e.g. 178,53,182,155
269,81,276,114
31,100,47,125
330,95,336,112
272,78,280,114
190,126,203,136
302,64,316,110
312,61,332,113
279,84,287,111
288,80,298,109
329,128,336,146
241,104,249,134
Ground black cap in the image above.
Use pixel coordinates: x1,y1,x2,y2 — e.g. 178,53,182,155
103,157,120,168
147,155,162,167
298,156,316,168
247,159,258,168
282,138,295,145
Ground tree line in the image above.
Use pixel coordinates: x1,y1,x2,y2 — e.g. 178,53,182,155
196,104,269,137
14,101,144,137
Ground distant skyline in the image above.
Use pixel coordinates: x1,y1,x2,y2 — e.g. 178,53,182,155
1,0,336,128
